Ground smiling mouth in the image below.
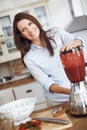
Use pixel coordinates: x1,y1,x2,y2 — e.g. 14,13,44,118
29,31,36,36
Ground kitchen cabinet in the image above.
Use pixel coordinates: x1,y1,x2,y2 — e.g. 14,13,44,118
31,3,52,30
0,88,15,106
0,1,52,63
0,43,7,63
0,15,21,63
0,23,7,63
13,81,47,110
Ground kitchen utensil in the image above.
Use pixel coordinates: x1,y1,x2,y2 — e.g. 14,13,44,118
32,117,69,125
52,108,58,115
60,47,87,116
31,107,73,130
52,104,68,117
0,97,37,126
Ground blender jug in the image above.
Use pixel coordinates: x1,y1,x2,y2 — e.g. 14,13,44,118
60,47,87,115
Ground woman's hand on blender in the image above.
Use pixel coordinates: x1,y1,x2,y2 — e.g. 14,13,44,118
60,39,82,52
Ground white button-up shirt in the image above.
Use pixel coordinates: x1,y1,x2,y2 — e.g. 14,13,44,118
24,27,82,102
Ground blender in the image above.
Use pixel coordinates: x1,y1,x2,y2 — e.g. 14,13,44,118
60,47,87,116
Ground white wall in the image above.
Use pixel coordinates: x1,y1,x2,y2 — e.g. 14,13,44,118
72,0,84,17
80,0,87,15
48,0,73,29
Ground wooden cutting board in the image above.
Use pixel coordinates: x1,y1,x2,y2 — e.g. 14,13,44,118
13,106,73,130
31,108,73,130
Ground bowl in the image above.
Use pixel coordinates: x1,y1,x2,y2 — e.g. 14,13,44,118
0,97,37,126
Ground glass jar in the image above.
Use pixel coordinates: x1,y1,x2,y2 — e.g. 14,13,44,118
60,47,85,83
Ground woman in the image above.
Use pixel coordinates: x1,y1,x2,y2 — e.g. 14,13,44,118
13,12,83,106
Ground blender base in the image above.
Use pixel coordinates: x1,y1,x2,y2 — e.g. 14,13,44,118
69,81,87,116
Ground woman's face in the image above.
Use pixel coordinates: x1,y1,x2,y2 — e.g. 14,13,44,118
17,19,40,42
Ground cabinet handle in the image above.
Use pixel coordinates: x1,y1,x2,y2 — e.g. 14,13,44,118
0,35,5,44
26,89,32,93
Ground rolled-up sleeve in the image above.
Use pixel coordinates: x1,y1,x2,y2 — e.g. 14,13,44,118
24,57,55,92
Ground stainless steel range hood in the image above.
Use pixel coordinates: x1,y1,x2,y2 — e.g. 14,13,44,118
66,0,87,32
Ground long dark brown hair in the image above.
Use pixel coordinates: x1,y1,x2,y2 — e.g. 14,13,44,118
13,12,55,60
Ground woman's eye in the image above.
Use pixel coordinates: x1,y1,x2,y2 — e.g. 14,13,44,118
22,28,26,33
28,22,33,26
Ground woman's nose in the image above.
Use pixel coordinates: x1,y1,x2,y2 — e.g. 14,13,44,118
27,26,32,33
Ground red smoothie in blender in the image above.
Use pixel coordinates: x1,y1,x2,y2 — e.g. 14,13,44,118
60,48,85,83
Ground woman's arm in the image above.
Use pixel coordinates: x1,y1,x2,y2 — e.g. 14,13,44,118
49,84,70,95
24,57,70,95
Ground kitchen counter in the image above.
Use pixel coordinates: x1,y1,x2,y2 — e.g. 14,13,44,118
31,103,87,130
0,103,87,130
65,110,87,130
0,77,36,90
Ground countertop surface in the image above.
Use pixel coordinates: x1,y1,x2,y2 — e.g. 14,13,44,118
0,77,36,90
31,103,87,130
0,103,87,130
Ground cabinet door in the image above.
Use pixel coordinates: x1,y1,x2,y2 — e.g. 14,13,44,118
0,88,14,106
13,81,47,110
0,22,7,63
32,4,52,30
13,82,46,103
0,15,21,63
0,44,7,63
